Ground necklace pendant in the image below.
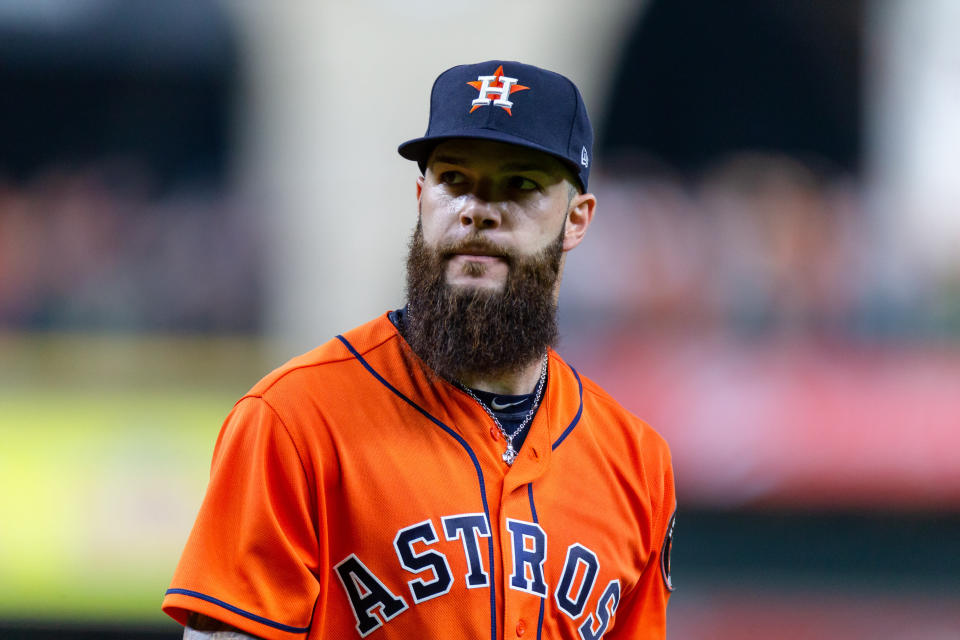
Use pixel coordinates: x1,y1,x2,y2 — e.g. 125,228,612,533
502,447,517,465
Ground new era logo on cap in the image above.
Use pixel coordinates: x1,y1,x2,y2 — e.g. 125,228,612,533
398,60,595,192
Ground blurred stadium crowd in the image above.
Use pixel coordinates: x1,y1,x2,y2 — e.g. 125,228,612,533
569,154,960,342
0,162,260,332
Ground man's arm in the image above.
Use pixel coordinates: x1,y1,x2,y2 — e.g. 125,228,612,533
162,397,323,637
182,613,264,640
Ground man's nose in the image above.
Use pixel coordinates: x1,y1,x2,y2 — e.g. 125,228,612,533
459,194,502,230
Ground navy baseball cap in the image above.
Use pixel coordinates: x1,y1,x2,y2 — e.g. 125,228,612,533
398,60,594,192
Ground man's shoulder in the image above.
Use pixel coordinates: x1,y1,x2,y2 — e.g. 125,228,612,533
246,312,399,400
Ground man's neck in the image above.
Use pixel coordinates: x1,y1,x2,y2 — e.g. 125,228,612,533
457,355,546,396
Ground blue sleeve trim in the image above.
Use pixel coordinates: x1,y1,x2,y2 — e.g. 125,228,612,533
335,334,498,640
551,364,583,451
165,588,310,633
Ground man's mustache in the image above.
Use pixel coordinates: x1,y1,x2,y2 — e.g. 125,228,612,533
438,235,513,263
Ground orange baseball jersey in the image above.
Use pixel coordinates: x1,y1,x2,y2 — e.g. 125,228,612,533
163,313,676,639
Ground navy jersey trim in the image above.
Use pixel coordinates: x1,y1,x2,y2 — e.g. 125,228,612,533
526,483,539,523
336,335,498,640
526,484,546,640
551,364,584,451
165,588,310,633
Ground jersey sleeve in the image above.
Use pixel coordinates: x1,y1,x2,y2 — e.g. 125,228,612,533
606,432,677,640
163,396,322,640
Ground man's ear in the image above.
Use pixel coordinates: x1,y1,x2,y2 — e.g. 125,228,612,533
416,175,424,201
563,191,596,251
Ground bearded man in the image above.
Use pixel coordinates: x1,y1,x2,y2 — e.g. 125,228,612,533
163,60,676,640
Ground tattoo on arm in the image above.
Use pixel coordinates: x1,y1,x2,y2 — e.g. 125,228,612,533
184,613,264,639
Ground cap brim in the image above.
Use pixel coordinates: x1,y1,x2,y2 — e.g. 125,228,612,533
397,130,584,190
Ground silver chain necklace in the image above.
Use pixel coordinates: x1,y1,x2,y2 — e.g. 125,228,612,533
458,354,549,466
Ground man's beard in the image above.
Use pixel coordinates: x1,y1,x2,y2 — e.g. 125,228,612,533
402,223,564,383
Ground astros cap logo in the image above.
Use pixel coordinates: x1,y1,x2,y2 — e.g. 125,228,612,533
467,65,530,115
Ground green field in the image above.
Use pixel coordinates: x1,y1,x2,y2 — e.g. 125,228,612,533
0,333,269,623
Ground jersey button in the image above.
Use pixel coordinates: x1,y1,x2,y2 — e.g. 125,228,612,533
516,619,526,636
490,427,500,441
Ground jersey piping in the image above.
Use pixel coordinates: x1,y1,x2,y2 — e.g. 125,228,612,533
527,483,546,640
164,589,311,634
551,364,584,451
335,334,498,640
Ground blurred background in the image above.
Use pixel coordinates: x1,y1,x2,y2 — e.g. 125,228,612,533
0,0,958,638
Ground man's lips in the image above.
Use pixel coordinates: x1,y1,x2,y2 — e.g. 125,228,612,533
442,246,509,260
449,253,505,263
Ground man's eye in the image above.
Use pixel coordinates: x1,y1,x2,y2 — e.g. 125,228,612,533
508,176,539,191
440,171,466,185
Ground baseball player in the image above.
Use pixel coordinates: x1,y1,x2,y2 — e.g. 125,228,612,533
163,60,676,639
